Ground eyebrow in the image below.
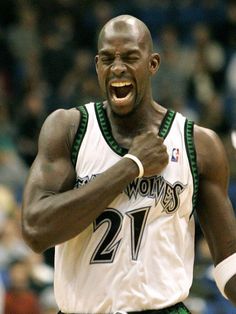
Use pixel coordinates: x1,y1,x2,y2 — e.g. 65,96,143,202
98,49,141,56
98,50,113,56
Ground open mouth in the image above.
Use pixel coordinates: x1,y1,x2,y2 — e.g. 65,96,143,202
110,81,134,104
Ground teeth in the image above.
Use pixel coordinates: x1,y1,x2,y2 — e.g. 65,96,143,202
111,82,132,87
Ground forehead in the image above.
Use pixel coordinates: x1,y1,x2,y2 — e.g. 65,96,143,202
98,21,146,53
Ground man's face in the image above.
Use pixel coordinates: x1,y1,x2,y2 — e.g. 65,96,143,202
95,25,158,116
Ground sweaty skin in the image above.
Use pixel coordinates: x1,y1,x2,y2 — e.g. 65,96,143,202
22,15,236,305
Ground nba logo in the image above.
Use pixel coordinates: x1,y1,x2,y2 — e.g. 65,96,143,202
171,148,179,162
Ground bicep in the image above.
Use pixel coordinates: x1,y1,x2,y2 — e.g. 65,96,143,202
195,126,236,264
24,155,75,204
23,109,77,208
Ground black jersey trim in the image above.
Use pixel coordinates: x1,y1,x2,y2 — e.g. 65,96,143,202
158,109,176,139
95,103,176,156
95,102,128,156
184,120,199,217
71,105,89,166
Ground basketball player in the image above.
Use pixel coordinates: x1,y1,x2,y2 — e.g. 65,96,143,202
21,15,236,313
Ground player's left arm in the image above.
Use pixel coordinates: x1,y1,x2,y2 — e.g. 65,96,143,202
194,125,236,305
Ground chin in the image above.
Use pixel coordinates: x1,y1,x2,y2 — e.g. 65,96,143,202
108,97,138,117
110,102,136,117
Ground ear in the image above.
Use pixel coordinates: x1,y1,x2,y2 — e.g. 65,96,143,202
95,55,99,73
149,53,160,75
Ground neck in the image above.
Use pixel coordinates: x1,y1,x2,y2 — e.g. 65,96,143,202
104,100,167,147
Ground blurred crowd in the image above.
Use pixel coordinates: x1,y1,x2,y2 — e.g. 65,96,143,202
0,0,236,313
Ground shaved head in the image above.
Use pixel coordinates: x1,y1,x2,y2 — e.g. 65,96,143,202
97,15,153,52
95,14,160,116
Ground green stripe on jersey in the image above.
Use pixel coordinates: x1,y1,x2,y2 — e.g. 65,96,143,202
158,109,176,139
71,105,89,166
95,102,128,156
185,119,199,215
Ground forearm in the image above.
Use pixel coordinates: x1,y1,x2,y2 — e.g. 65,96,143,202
22,158,138,253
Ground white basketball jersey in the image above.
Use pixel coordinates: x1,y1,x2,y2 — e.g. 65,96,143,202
54,102,198,313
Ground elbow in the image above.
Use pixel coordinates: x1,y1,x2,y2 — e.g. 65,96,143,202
21,221,48,254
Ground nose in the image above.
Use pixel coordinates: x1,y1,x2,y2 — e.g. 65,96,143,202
111,59,126,76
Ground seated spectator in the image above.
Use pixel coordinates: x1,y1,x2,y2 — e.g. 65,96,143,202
4,259,40,314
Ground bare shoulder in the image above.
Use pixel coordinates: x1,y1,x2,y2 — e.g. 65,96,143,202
40,107,81,141
194,124,229,184
23,108,81,200
38,108,81,159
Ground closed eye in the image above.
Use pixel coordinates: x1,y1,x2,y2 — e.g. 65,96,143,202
123,56,139,63
101,57,114,64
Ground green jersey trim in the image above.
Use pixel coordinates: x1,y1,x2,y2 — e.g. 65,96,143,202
95,102,176,156
184,120,199,216
71,105,89,166
158,109,176,138
95,102,128,156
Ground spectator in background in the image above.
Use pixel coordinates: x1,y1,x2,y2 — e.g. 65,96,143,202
15,91,46,167
0,276,4,314
0,27,14,109
226,52,236,95
58,48,93,98
0,140,28,195
58,48,101,107
4,259,40,314
0,185,30,271
0,184,55,313
7,6,40,62
186,23,228,133
191,23,225,91
215,0,236,55
7,5,41,99
151,25,197,121
80,1,114,50
40,24,74,112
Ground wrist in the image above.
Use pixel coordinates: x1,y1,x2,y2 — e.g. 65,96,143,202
213,252,236,299
123,154,144,178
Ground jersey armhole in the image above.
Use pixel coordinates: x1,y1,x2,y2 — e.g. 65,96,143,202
184,119,199,217
71,105,89,167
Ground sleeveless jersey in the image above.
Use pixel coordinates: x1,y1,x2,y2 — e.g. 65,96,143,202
54,102,199,313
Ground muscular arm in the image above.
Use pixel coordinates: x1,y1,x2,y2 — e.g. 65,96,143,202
22,109,139,253
195,125,236,305
22,108,168,254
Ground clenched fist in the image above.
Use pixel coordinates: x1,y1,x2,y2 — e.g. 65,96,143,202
128,131,169,177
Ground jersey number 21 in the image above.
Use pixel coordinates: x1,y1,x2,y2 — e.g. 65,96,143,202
90,206,150,264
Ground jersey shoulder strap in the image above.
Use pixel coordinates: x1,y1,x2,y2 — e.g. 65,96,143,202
71,105,89,167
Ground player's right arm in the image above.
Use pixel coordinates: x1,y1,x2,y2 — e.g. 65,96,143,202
22,108,137,253
22,109,168,253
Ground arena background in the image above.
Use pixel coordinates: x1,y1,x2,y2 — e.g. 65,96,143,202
0,0,236,313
